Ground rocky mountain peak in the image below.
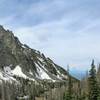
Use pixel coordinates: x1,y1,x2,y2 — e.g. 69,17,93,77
0,26,70,82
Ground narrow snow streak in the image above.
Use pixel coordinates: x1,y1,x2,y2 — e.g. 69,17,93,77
35,63,51,80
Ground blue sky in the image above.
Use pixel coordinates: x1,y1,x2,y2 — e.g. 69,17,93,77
0,0,100,76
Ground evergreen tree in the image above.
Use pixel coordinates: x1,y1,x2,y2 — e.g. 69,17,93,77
97,64,100,75
88,60,99,100
63,65,73,100
77,82,82,100
97,63,100,99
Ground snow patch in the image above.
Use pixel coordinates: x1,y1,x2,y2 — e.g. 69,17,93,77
17,95,29,99
35,63,51,80
4,66,13,76
37,57,44,62
12,65,35,81
12,65,27,79
37,61,48,72
52,63,68,80
0,71,17,82
29,70,33,75
57,75,62,80
22,44,26,49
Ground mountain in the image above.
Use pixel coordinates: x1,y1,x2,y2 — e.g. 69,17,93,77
0,25,69,82
0,25,80,100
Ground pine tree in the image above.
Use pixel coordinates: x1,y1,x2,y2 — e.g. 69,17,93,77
63,65,73,100
88,60,99,100
97,64,100,82
97,64,100,75
77,82,82,100
97,63,100,99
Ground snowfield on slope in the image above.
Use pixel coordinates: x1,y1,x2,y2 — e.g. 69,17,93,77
12,65,27,79
35,63,52,80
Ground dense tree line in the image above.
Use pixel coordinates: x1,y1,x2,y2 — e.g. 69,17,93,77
0,76,67,100
63,60,100,100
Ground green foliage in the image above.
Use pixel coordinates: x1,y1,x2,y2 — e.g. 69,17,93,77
63,66,73,100
88,60,99,100
63,92,69,100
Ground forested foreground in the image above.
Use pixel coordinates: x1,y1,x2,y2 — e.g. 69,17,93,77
63,60,100,100
0,60,100,100
0,77,79,100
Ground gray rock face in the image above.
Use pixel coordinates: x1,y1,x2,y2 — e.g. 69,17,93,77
0,25,68,81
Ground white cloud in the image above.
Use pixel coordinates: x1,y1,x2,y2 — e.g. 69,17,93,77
0,0,100,74
12,17,100,72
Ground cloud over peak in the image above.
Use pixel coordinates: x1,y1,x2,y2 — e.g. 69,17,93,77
0,0,100,73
